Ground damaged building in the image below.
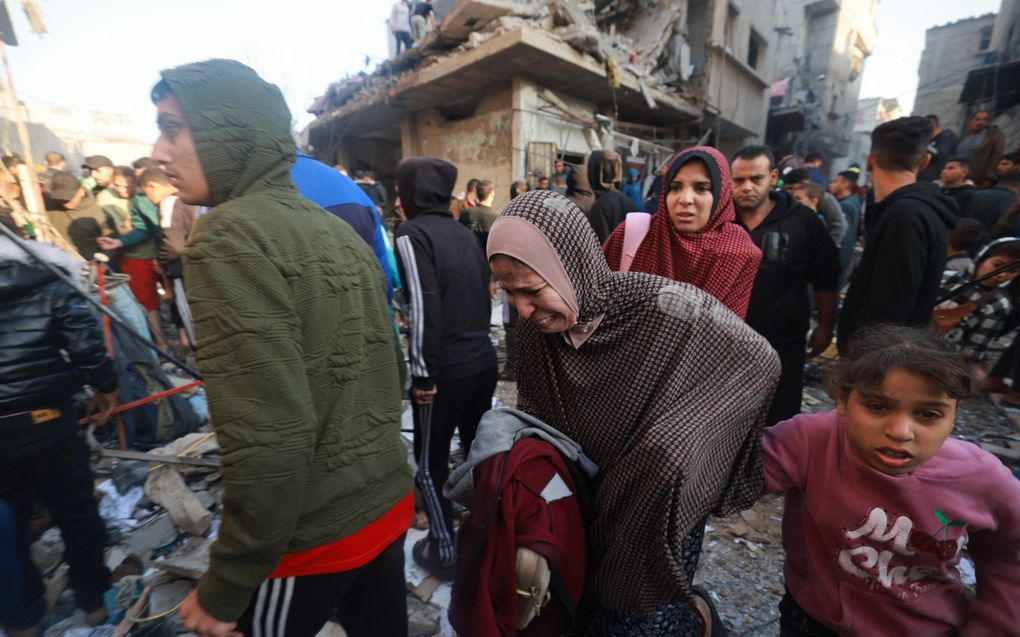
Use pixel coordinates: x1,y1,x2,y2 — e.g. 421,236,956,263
304,0,775,209
765,0,877,170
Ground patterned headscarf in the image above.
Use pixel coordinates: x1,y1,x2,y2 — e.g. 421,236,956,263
489,190,780,614
603,146,762,318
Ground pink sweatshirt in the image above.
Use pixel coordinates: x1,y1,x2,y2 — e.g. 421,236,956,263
763,410,1020,636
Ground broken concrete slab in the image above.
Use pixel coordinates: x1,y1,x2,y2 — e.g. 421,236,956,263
31,527,65,574
407,594,441,637
125,513,177,555
145,467,212,537
148,579,192,616
152,537,210,579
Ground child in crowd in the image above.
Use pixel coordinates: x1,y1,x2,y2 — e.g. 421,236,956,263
763,325,1020,636
944,218,984,273
936,238,1020,362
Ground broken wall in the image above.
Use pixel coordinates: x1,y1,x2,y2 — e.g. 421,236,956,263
404,84,515,210
512,77,597,183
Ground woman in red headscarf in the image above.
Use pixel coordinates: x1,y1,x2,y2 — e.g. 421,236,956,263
603,146,761,318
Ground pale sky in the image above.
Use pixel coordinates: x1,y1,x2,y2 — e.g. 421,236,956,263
0,0,1006,148
858,0,1001,113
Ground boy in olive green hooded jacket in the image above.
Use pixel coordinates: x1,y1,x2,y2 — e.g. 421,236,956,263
151,59,412,637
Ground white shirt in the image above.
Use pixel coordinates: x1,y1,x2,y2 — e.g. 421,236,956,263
389,2,410,32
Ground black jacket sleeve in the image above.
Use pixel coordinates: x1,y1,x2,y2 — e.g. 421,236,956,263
805,214,841,293
395,230,442,390
52,283,118,393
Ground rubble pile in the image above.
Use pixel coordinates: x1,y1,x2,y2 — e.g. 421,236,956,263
307,0,704,121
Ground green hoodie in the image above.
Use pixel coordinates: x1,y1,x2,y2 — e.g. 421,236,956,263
161,60,411,621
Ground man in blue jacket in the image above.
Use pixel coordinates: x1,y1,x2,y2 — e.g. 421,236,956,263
291,152,400,302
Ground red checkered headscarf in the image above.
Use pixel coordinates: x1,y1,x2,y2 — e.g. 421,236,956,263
603,146,761,318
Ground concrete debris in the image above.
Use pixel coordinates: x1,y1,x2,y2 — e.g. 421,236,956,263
148,580,193,616
407,594,442,637
145,466,213,537
124,512,177,556
31,527,65,574
152,537,211,579
307,0,706,120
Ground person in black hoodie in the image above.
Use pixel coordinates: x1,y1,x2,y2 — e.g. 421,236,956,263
585,150,634,243
732,145,841,425
393,157,497,578
0,213,118,635
838,116,958,354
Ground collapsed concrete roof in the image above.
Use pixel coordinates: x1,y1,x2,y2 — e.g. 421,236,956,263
307,0,705,143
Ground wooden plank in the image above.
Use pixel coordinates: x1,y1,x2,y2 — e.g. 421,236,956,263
100,448,220,469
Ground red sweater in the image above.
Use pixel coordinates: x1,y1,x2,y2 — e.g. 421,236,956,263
450,438,586,637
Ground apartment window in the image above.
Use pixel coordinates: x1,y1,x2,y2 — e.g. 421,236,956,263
748,29,766,70
979,25,993,51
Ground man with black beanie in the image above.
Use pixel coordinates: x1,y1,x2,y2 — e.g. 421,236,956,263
838,116,958,353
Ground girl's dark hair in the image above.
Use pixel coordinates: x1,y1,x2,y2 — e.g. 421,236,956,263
829,325,972,401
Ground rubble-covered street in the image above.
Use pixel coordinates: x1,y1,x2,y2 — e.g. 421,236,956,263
16,324,1019,637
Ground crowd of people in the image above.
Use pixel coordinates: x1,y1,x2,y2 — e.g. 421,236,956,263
1,58,1020,637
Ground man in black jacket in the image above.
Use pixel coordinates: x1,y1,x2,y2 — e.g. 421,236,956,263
393,157,497,578
585,150,634,243
838,117,957,353
732,146,841,425
0,214,118,637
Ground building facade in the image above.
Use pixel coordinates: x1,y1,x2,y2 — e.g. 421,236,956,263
766,0,878,172
912,13,998,135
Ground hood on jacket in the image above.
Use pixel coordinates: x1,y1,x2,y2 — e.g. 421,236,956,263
395,157,457,219
879,180,959,231
566,165,594,198
588,150,623,192
444,407,598,507
159,59,295,207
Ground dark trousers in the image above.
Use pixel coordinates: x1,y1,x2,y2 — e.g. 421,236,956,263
779,591,839,637
767,339,806,426
236,534,408,637
0,499,19,622
0,408,110,629
990,337,1020,383
394,30,413,54
412,364,498,563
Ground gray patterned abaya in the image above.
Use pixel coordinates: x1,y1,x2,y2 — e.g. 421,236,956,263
487,191,780,621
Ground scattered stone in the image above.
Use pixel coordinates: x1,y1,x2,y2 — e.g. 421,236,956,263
731,521,750,538
407,594,441,637
31,527,65,574
152,537,210,579
979,442,1020,462
148,579,192,616
145,467,212,536
125,513,177,556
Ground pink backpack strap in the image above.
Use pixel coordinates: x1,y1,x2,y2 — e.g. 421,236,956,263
620,212,651,273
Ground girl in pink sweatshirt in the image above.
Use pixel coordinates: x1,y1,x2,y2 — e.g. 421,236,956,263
763,325,1020,636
